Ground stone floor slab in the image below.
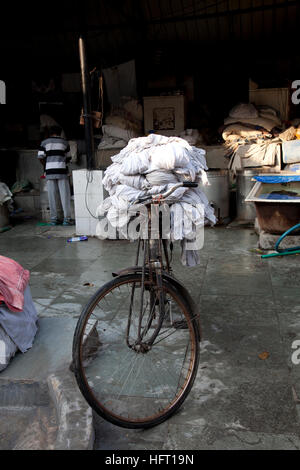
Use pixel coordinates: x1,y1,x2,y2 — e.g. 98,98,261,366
0,220,300,450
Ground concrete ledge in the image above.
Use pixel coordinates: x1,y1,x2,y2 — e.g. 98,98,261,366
47,370,94,450
0,373,94,450
0,377,57,449
258,230,300,250
254,217,300,251
0,378,49,407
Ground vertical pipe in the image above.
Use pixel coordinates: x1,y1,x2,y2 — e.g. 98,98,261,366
79,34,94,170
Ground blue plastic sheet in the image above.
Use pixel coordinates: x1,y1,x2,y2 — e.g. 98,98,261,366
253,175,300,183
258,193,300,200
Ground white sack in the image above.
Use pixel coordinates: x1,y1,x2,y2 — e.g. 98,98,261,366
98,136,127,150
0,324,18,372
102,124,138,142
0,183,12,205
229,103,258,119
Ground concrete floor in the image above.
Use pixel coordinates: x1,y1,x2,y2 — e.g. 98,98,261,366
1,218,300,449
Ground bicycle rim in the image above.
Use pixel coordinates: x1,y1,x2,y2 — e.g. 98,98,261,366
73,274,199,429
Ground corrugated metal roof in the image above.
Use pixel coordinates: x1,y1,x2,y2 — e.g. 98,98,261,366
81,0,300,62
0,0,299,70
82,0,299,40
2,0,298,39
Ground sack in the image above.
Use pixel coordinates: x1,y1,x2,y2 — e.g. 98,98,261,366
224,116,279,132
105,115,142,134
102,124,138,142
229,103,258,119
11,180,32,194
0,324,18,372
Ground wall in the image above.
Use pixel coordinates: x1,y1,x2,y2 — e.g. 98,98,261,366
72,170,104,236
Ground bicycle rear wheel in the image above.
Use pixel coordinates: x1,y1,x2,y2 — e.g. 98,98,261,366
72,273,200,429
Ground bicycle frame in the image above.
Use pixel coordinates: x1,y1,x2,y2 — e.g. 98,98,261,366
112,202,202,346
125,204,173,351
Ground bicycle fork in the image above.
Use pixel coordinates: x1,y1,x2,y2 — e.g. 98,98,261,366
126,217,167,352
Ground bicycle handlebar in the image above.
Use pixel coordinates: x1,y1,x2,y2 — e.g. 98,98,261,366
132,181,198,205
182,182,198,188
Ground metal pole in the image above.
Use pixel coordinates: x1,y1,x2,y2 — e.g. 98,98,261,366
79,34,94,170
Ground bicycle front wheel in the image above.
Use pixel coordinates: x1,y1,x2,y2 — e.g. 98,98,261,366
72,273,200,429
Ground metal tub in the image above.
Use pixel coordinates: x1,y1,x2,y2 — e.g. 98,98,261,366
246,179,300,234
236,169,258,221
202,170,230,222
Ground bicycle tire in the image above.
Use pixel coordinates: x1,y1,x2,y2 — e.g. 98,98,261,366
72,273,200,429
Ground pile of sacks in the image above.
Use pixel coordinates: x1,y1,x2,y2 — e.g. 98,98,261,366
98,98,143,150
222,103,283,173
98,134,216,266
222,102,281,153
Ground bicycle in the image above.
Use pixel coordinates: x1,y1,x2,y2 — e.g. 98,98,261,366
72,181,201,429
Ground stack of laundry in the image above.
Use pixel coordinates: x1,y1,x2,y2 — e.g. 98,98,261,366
98,134,216,266
221,103,283,173
222,103,281,148
98,98,143,150
0,256,38,371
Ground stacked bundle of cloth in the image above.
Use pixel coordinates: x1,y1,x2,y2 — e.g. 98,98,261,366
0,256,38,371
222,103,281,147
221,103,282,173
98,99,143,150
98,134,216,266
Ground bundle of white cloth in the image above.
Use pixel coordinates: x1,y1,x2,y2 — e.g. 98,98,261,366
98,134,216,266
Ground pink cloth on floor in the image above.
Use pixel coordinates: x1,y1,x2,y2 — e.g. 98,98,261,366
0,256,30,312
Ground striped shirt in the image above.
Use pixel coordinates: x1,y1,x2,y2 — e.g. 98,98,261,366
38,136,70,180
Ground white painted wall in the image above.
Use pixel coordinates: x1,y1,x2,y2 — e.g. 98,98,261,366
72,169,104,236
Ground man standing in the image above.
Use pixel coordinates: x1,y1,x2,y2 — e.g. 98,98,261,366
38,125,74,226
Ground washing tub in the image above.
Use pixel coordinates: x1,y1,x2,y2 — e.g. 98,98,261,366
245,174,300,234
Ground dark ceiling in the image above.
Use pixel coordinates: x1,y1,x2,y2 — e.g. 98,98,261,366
1,0,299,75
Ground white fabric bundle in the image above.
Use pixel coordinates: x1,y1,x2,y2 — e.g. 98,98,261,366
100,134,216,266
179,129,202,146
0,324,17,372
229,103,258,119
0,183,12,205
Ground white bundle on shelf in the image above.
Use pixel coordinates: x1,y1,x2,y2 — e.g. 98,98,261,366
98,134,216,266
